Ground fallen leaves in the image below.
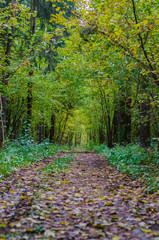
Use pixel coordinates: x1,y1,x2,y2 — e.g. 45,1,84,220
44,229,55,237
0,152,159,240
112,236,120,240
105,201,114,206
74,193,82,197
141,227,152,233
60,180,69,184
111,216,119,222
93,220,112,229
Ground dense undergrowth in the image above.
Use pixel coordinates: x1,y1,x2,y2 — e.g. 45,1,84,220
1,138,158,193
86,142,159,193
0,137,68,178
42,154,74,176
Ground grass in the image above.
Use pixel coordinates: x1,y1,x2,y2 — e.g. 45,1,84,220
86,141,159,193
42,154,74,175
1,137,158,193
0,138,68,178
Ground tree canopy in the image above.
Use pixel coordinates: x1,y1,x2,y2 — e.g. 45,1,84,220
0,0,159,148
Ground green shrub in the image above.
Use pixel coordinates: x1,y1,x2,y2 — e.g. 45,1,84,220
99,144,159,193
0,138,60,178
42,154,74,175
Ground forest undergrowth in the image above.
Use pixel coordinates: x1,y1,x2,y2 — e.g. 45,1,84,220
0,150,159,240
86,142,159,193
0,138,69,179
1,139,159,193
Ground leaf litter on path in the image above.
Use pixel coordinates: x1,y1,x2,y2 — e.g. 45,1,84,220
0,152,159,239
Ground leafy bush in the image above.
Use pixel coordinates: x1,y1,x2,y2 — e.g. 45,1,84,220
85,141,105,151
98,144,159,193
42,154,74,175
0,138,60,178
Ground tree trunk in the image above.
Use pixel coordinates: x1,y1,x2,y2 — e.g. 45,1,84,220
59,111,69,144
113,110,118,143
107,114,113,148
0,0,16,147
99,124,105,144
27,81,33,127
38,120,43,143
140,99,150,147
0,95,6,147
26,0,37,131
125,97,131,143
139,77,151,147
50,114,55,142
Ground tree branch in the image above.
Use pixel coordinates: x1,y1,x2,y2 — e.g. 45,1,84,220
131,0,154,71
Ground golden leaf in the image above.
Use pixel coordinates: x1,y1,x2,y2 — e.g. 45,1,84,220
105,201,114,206
99,196,107,200
56,7,60,11
141,228,152,233
60,180,69,184
112,236,120,240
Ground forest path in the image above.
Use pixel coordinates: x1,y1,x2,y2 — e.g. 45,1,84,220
0,152,159,240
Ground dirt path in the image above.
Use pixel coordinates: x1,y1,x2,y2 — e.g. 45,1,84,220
0,152,159,239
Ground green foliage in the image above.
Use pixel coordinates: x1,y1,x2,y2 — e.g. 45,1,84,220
0,138,59,178
85,141,95,150
0,0,158,147
85,141,102,151
97,144,159,193
42,154,74,175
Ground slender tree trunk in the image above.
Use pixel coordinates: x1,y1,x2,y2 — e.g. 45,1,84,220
117,89,131,144
107,114,113,148
38,120,43,143
27,79,33,127
113,110,118,143
125,97,131,143
0,95,7,147
139,77,151,147
140,98,150,147
75,133,78,146
99,121,105,144
0,95,6,147
26,0,37,131
50,114,55,142
0,0,16,147
68,132,74,147
59,111,69,144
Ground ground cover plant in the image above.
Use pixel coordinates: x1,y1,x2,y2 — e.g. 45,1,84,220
87,142,159,193
0,0,159,238
42,154,74,175
0,138,69,178
0,151,159,240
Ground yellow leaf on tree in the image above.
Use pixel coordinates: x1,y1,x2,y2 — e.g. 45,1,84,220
56,7,60,11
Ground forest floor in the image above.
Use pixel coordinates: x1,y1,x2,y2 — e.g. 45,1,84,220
0,151,159,240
